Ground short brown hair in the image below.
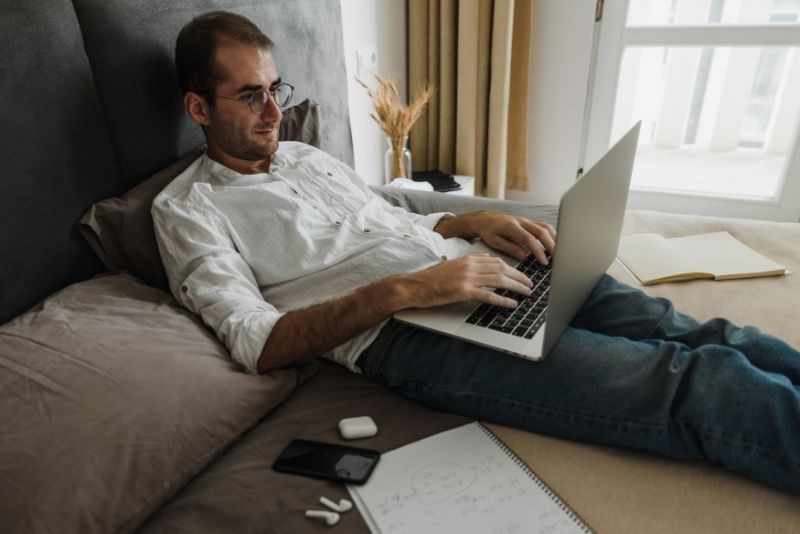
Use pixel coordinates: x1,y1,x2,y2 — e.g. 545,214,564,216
175,11,273,104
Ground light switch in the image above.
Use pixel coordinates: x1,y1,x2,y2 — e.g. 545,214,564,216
356,46,378,75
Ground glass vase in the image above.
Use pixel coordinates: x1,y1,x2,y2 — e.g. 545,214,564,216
384,135,412,184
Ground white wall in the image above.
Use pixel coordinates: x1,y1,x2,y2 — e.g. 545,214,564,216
507,0,597,205
340,0,408,186
340,0,594,197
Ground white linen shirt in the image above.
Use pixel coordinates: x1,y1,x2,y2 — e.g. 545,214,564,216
152,142,472,374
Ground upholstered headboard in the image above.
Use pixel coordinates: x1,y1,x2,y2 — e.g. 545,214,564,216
0,0,353,325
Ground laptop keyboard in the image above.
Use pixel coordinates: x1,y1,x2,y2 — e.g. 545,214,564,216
464,254,551,339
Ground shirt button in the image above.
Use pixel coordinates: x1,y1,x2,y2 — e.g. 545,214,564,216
181,285,189,293
334,221,341,226
363,228,371,233
403,234,411,238
440,255,448,261
326,171,333,176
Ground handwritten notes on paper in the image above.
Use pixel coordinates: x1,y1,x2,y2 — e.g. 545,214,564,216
348,423,589,534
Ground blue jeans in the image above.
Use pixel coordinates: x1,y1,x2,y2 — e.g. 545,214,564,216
356,274,800,495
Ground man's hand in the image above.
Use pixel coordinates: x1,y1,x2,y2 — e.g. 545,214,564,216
395,254,533,309
435,211,556,265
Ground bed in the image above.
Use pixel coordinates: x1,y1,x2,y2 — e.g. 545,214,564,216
1,1,799,533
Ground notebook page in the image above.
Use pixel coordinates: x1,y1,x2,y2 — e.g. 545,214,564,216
348,422,588,534
669,231,787,279
617,233,703,283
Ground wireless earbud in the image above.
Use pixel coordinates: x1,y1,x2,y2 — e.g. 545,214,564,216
305,510,340,526
320,496,353,513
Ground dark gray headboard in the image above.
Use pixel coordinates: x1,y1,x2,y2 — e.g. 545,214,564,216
0,0,353,325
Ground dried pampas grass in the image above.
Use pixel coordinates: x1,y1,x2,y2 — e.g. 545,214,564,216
356,74,431,179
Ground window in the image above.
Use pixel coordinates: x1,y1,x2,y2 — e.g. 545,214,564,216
586,0,800,221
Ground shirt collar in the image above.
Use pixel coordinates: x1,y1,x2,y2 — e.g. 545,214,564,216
202,145,286,182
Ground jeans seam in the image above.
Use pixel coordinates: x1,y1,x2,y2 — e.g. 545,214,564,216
404,381,666,432
642,300,674,340
674,418,800,470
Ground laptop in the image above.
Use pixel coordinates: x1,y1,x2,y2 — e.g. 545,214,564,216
393,122,640,360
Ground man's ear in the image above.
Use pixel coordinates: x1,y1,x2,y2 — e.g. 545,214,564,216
184,91,211,126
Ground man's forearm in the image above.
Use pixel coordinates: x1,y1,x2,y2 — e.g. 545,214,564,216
256,277,409,373
257,248,538,373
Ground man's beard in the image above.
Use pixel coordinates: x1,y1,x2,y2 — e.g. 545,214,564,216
211,120,279,161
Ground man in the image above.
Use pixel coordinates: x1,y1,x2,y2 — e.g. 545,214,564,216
153,11,800,495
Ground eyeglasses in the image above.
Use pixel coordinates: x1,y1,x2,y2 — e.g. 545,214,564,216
212,82,294,114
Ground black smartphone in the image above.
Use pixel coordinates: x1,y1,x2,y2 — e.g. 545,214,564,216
272,439,381,485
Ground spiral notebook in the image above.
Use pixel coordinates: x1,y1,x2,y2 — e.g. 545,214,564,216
347,422,592,533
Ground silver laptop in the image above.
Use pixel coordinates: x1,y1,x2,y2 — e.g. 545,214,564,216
394,122,640,360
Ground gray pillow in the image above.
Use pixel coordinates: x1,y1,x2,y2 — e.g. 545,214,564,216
0,273,315,533
280,98,321,148
78,99,321,290
371,186,559,226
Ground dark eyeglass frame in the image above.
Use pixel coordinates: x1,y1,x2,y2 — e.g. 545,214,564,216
207,82,294,113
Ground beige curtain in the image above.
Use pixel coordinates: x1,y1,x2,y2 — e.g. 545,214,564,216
408,0,532,198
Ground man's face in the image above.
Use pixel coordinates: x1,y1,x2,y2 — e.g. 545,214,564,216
203,41,282,170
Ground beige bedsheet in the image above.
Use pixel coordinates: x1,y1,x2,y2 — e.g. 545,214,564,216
489,209,800,533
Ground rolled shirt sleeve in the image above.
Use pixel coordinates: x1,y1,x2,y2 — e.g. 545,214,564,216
374,198,454,231
153,195,282,374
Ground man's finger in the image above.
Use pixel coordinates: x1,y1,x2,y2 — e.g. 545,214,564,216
476,273,532,297
525,220,557,252
473,256,533,288
503,226,548,265
500,261,534,287
470,288,518,309
545,222,557,240
519,220,556,258
473,213,556,264
485,235,527,261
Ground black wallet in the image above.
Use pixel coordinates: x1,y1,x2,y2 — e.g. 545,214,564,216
411,170,462,193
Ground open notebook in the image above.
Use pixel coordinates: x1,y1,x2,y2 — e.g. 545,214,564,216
348,422,591,534
617,231,789,285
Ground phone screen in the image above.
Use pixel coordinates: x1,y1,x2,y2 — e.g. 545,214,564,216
272,439,381,485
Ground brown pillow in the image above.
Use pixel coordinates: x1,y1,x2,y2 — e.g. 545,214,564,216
279,97,321,148
78,98,321,290
79,147,204,289
0,273,315,532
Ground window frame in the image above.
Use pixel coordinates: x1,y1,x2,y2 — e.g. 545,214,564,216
584,0,800,222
